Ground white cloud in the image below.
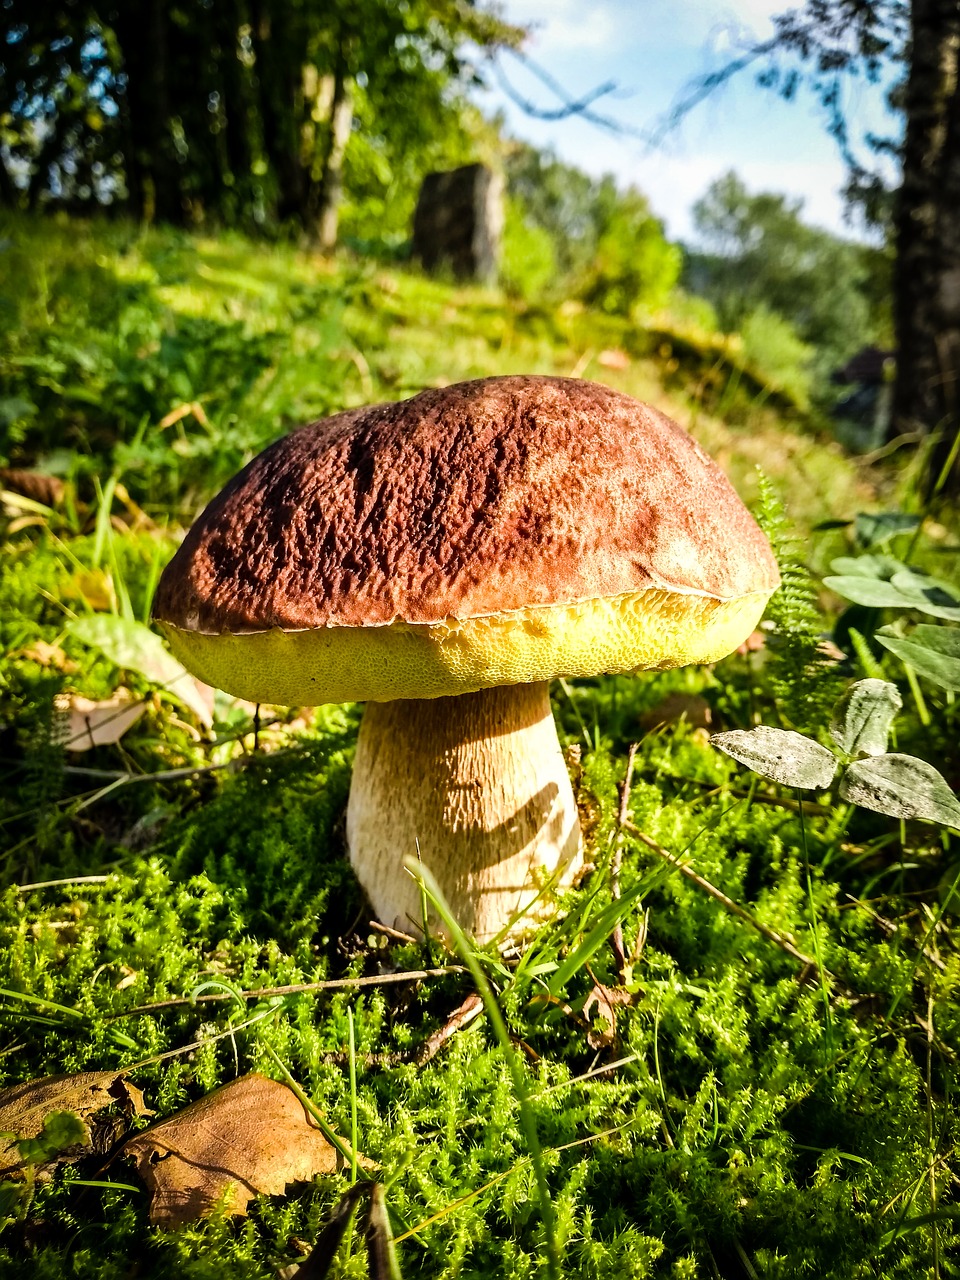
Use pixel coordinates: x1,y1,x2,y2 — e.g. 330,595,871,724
507,0,619,53
632,153,851,241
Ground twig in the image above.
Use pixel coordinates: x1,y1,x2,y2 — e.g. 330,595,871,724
367,921,419,945
610,744,639,982
626,822,824,975
62,758,269,786
16,874,113,892
112,967,467,1018
664,774,831,817
844,894,947,972
414,993,484,1066
124,1004,281,1070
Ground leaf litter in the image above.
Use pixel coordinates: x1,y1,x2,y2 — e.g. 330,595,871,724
0,1071,151,1179
123,1073,347,1228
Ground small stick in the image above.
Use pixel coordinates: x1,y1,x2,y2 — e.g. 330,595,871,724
113,967,467,1018
414,993,484,1066
664,775,832,817
844,893,947,972
627,822,823,974
610,744,639,982
368,921,419,945
17,874,113,893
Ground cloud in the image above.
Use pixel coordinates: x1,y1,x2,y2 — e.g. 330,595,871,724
508,0,619,53
627,153,851,242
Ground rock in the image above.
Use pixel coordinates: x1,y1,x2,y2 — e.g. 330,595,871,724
412,164,504,282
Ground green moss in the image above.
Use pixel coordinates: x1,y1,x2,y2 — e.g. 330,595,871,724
1,214,958,1278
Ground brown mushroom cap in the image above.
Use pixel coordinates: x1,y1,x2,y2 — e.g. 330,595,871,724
153,376,779,704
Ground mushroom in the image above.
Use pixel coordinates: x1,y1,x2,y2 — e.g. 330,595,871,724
152,376,779,941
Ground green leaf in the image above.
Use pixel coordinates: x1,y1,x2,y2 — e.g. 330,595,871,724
829,679,901,757
839,754,960,829
888,570,960,621
854,511,921,548
822,576,914,609
828,554,905,580
876,626,960,690
711,727,838,790
66,614,213,727
17,1110,88,1165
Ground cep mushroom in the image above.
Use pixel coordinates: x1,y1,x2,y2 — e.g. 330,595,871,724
152,376,779,941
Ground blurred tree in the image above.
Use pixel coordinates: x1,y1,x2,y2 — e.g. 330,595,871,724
580,180,680,316
0,0,522,244
504,143,601,278
670,0,958,483
686,171,889,382
504,144,680,313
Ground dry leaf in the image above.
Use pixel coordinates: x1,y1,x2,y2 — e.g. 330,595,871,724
638,693,713,733
0,467,66,508
583,983,633,1050
597,348,630,370
14,641,79,673
124,1073,344,1228
0,1072,151,1178
54,691,146,751
63,569,115,612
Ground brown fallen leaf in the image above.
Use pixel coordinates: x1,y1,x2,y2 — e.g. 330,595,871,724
583,982,634,1050
0,467,66,509
638,692,713,734
597,347,630,371
0,1072,151,1179
124,1073,345,1228
54,690,146,751
14,640,79,673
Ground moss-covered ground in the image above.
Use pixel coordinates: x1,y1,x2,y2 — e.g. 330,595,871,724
1,215,959,1278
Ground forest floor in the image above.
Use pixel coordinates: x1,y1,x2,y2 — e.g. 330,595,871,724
1,215,959,1279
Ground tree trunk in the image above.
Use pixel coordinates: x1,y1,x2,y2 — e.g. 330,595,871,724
0,154,18,207
112,0,183,223
250,0,304,222
935,33,960,481
312,60,354,252
892,0,960,489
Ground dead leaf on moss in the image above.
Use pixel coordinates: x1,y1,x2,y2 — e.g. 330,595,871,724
583,983,634,1050
0,1072,151,1178
124,1073,345,1228
597,348,630,371
54,691,146,751
0,467,66,509
638,693,713,734
15,640,79,673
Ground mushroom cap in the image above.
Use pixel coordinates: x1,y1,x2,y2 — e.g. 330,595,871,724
153,376,779,704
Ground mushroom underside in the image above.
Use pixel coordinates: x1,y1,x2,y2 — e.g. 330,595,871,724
345,682,582,943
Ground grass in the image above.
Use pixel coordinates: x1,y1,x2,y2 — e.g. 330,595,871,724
1,213,959,1278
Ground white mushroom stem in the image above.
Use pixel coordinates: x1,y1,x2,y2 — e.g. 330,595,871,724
346,682,582,943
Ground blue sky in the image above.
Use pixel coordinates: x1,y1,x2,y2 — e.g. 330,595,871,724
477,0,898,244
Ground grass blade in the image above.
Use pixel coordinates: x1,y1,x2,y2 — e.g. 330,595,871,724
403,856,560,1280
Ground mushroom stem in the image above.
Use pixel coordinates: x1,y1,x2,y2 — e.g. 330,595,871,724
346,682,582,943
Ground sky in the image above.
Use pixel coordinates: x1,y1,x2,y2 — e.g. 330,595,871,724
477,0,899,245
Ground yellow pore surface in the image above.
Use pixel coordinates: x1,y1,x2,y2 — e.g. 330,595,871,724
160,586,772,706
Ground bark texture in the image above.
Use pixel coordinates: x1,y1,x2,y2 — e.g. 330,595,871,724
346,683,582,942
892,0,960,486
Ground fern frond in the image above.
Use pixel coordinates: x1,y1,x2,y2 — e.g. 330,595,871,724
755,472,845,736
